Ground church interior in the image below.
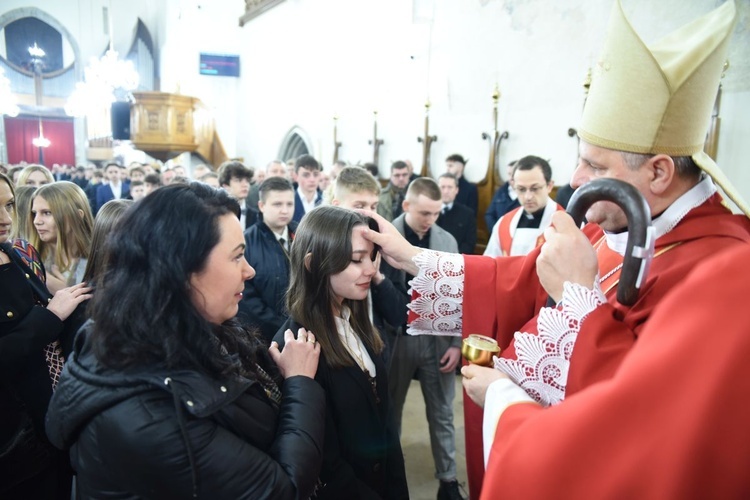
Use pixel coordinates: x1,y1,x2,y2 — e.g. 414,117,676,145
1,1,748,498
1,0,748,219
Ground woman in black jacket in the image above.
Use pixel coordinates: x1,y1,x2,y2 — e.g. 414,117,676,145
46,183,325,499
275,205,409,499
0,173,92,500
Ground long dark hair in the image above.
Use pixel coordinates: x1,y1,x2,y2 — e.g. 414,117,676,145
90,182,263,377
286,205,383,369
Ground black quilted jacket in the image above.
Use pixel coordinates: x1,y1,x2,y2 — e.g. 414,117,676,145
46,324,326,500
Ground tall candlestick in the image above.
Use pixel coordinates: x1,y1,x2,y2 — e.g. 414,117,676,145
369,110,384,168
417,99,437,178
333,115,342,164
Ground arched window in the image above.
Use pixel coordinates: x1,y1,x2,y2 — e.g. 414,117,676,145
278,127,311,161
0,8,80,98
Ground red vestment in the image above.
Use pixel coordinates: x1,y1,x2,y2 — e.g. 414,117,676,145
495,202,564,256
481,244,750,499
461,194,750,498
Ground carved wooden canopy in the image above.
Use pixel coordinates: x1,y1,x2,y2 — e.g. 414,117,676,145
239,0,286,26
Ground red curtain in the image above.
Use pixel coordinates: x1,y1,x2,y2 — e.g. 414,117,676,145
4,115,76,166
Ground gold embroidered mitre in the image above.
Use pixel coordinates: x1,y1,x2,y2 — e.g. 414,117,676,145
579,0,749,216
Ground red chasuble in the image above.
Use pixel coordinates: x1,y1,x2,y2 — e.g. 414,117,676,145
460,193,750,499
481,244,750,499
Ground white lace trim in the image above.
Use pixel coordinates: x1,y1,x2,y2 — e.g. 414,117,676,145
406,250,464,337
494,280,606,406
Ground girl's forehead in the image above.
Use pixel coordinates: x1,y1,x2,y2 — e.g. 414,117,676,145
33,195,49,205
351,227,373,250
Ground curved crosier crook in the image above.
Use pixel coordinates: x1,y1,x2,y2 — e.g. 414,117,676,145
562,178,654,306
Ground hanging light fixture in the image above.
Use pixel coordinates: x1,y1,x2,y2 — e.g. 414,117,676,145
28,42,45,58
32,116,50,167
0,67,20,117
65,3,139,117
32,117,51,148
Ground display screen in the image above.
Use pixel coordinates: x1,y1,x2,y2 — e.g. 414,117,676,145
199,53,240,77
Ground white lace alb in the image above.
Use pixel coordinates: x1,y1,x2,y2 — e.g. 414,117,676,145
406,250,464,337
494,280,605,406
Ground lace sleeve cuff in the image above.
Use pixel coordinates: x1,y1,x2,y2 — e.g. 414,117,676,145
406,250,464,337
493,279,606,407
561,279,607,320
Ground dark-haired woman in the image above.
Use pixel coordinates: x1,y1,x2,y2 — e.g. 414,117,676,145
0,173,92,500
46,182,325,499
275,205,409,499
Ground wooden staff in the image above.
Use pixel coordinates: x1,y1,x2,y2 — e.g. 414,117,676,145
332,115,342,164
417,100,437,177
475,85,509,251
368,111,384,167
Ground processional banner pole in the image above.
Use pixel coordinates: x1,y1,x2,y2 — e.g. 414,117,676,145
368,110,384,167
417,100,437,178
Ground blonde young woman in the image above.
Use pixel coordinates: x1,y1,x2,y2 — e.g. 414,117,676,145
28,181,93,294
17,164,55,187
63,199,136,330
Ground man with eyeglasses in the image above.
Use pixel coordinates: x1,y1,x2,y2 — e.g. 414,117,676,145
484,155,562,257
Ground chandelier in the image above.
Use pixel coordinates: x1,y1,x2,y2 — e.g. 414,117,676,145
65,4,139,119
65,49,139,117
87,49,139,92
0,67,19,117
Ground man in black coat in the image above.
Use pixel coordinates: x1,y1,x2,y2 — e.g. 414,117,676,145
237,177,297,343
484,160,520,231
437,173,477,254
84,169,104,213
445,154,478,216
